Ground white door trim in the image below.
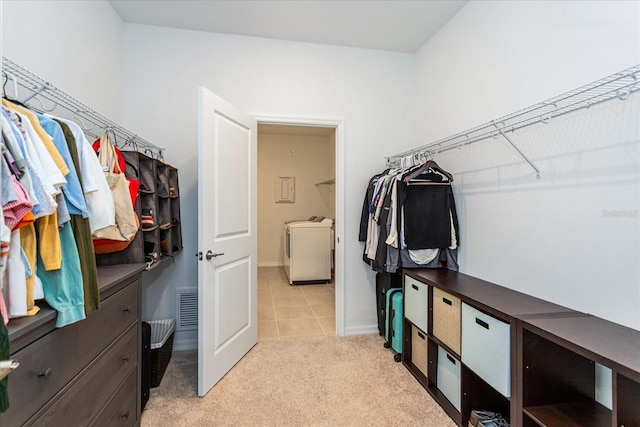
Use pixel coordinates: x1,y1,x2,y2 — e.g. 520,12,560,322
252,114,346,337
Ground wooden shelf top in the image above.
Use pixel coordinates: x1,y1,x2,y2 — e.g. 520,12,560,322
7,264,145,349
406,269,574,320
524,400,611,427
522,314,640,382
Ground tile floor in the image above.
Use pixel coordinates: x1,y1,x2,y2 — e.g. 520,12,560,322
258,266,335,341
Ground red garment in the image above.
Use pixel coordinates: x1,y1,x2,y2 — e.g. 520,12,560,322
91,139,139,205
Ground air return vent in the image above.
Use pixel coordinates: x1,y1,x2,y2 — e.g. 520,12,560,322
176,288,198,331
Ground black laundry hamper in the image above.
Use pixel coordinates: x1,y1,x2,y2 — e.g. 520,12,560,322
141,318,176,411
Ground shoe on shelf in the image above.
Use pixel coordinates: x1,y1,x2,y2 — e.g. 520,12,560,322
469,411,502,427
158,216,171,230
479,417,510,427
141,208,155,229
141,216,155,229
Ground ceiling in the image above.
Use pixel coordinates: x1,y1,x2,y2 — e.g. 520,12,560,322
109,0,467,53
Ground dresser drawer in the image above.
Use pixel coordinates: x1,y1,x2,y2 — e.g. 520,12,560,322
404,275,429,332
411,325,428,378
90,369,138,427
1,281,139,426
433,287,461,355
437,345,461,412
29,324,138,426
461,302,511,397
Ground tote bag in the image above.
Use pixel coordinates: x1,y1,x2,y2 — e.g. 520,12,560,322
92,133,139,253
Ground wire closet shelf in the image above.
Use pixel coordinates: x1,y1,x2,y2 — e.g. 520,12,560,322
2,56,164,160
385,64,640,178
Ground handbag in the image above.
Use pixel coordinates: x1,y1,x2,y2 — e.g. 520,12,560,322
92,133,140,253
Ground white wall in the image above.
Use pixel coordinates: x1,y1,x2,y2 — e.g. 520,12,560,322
1,0,124,122
121,25,416,344
414,1,640,329
258,132,335,266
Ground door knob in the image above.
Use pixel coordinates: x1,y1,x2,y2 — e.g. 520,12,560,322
206,250,224,260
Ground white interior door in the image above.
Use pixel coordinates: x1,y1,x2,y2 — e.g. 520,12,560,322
197,87,257,397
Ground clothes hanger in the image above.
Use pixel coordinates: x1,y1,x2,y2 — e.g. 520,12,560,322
2,71,31,109
2,70,18,99
403,159,453,183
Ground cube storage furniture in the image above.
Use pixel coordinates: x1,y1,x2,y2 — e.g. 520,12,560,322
400,268,640,427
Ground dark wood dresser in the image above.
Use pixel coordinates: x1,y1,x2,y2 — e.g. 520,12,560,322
1,264,144,426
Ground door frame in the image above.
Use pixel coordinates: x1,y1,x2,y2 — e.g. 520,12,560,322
253,114,346,336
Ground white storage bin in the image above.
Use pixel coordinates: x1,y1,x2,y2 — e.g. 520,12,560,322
437,345,461,412
433,287,461,355
461,302,511,397
404,275,429,332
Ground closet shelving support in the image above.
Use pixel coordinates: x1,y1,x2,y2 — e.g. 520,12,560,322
315,178,335,186
2,56,164,160
386,64,640,179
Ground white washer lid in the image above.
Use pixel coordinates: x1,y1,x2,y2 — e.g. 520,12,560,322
286,218,333,228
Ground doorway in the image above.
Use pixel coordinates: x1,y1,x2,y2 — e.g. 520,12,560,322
255,120,343,339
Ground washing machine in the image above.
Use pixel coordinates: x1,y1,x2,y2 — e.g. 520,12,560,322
283,217,333,285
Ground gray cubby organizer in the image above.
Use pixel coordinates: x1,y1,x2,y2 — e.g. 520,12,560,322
400,268,640,427
95,151,182,268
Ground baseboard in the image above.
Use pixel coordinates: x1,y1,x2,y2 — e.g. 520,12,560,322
173,336,198,351
258,261,282,268
343,324,378,336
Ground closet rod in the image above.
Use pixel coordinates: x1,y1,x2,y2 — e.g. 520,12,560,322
2,56,164,160
315,178,335,186
386,64,640,174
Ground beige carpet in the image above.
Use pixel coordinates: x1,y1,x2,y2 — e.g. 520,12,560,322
141,334,456,427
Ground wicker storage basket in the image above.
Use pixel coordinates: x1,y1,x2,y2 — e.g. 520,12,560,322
148,319,176,388
411,324,428,378
433,287,461,355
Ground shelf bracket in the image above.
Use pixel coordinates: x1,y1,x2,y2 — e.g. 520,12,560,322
492,123,541,179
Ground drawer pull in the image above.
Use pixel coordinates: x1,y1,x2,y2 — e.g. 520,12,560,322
442,297,452,306
38,368,52,378
122,355,130,362
121,411,129,420
412,284,419,291
446,354,456,365
417,331,426,340
123,306,131,313
475,317,490,330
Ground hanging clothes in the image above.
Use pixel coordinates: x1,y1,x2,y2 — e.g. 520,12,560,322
359,158,460,273
1,99,102,323
55,119,99,315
